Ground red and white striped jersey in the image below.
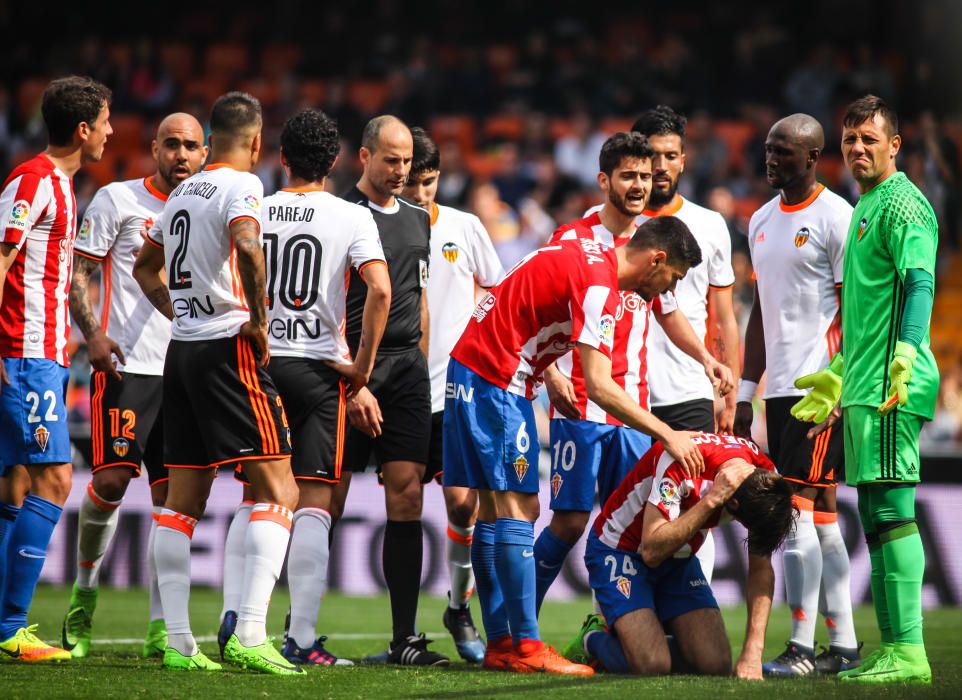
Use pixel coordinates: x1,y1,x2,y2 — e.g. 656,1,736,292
0,154,77,366
451,239,619,399
549,213,677,424
146,164,263,341
592,433,775,557
74,177,171,375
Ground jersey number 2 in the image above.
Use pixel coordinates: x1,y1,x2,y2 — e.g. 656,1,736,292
168,210,193,290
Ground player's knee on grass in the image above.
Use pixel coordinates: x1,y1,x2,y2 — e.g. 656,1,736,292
669,608,732,676
383,462,425,521
92,466,136,502
27,462,72,505
443,486,478,527
615,610,672,675
548,510,590,544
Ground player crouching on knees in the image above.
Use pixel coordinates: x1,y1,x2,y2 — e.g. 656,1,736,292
564,434,796,678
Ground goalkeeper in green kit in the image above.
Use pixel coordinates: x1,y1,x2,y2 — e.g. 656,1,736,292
791,95,938,685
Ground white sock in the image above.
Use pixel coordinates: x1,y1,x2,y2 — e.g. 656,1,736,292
287,507,332,648
447,522,475,608
235,503,293,647
816,518,857,649
76,483,122,590
783,503,821,648
221,501,253,621
695,529,715,584
147,507,164,621
154,508,198,655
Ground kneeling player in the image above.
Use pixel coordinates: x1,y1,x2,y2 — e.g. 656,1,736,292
565,433,795,679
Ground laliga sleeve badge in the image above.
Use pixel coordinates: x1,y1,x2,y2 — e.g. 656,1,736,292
513,455,529,482
550,472,563,499
34,425,50,452
616,576,632,599
658,478,677,506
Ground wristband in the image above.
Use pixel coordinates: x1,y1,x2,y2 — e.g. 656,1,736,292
737,380,758,403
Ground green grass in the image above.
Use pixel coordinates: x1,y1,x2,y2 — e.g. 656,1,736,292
3,585,961,698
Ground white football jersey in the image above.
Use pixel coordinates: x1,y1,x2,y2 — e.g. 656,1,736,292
427,203,503,412
75,177,171,375
262,189,384,362
147,164,263,341
748,185,850,398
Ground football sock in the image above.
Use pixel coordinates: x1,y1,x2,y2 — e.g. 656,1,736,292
383,519,423,644
0,495,61,638
815,514,857,648
857,487,892,644
147,508,164,621
154,509,197,656
494,518,539,643
447,522,475,609
783,496,820,647
287,507,332,648
220,500,253,621
585,630,629,673
0,502,21,606
471,520,508,641
533,526,573,614
76,483,122,590
695,529,715,584
236,503,292,647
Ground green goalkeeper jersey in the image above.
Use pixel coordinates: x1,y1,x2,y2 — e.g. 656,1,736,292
841,171,939,419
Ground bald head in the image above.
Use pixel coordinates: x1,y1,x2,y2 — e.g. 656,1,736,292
769,113,824,152
152,111,208,192
361,115,411,153
358,115,413,204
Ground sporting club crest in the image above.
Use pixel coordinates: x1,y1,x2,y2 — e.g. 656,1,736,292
616,575,632,598
514,456,529,482
113,438,129,457
441,242,459,263
794,227,810,248
550,472,563,498
34,425,49,452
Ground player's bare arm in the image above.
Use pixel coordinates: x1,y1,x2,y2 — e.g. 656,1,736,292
330,261,391,394
347,385,384,438
734,552,775,680
734,286,766,439
418,286,430,358
543,362,579,419
133,241,174,321
0,242,19,388
707,286,740,432
231,218,270,367
69,253,125,379
639,460,754,567
578,342,704,475
655,307,734,396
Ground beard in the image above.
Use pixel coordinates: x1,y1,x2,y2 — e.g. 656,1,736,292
647,177,678,209
608,188,643,218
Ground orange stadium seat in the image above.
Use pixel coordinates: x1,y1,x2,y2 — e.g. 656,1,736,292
159,42,195,83
108,115,146,155
181,78,229,112
298,79,327,108
239,79,281,109
599,118,634,136
122,153,157,181
84,154,120,187
16,78,47,121
483,114,524,141
733,195,763,225
205,42,249,79
817,154,844,189
347,81,389,115
549,118,574,141
107,43,131,68
464,152,502,179
713,120,755,171
260,43,302,78
428,115,477,154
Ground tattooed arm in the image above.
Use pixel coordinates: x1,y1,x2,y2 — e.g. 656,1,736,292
133,240,174,321
231,218,270,367
70,253,125,379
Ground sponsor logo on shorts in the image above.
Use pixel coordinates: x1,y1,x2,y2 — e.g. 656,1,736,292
689,578,708,588
33,425,49,452
472,293,496,322
7,200,29,231
794,227,810,248
521,549,534,558
658,478,676,506
445,382,474,403
550,472,563,498
907,462,918,475
112,438,129,457
441,242,459,263
513,455,529,482
616,575,632,598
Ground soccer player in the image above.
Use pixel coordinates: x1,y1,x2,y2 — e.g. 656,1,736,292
535,133,735,609
61,112,207,660
0,76,112,663
261,109,391,667
792,95,939,684
734,114,860,676
446,200,710,675
133,92,301,675
562,433,795,678
402,127,504,663
330,115,448,666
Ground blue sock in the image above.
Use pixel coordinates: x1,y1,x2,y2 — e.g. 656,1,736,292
586,630,630,673
494,518,539,643
0,502,21,609
1,495,62,639
533,526,574,614
470,521,509,641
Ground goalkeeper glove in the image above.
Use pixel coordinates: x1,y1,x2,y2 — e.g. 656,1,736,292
878,341,917,416
791,353,844,423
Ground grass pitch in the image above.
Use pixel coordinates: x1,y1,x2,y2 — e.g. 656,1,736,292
3,585,960,698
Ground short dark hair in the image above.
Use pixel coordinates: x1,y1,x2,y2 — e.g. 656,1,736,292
631,105,687,143
41,76,112,147
280,109,340,182
732,469,796,556
627,216,702,270
842,94,899,137
210,91,262,137
599,132,654,176
410,127,440,176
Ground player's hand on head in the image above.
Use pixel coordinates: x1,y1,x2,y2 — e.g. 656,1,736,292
806,404,841,440
240,321,270,367
733,401,753,439
663,430,704,477
711,461,755,506
348,386,383,438
87,329,125,380
544,370,579,420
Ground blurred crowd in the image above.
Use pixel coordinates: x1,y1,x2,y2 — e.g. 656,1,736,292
1,0,961,448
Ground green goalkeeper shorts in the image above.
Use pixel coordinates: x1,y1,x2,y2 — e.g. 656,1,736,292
843,405,924,486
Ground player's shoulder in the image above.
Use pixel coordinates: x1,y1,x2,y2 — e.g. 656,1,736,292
679,197,730,242
2,154,54,191
552,212,602,241
750,193,781,227
877,173,937,229
813,185,854,218
436,202,481,229
397,196,431,222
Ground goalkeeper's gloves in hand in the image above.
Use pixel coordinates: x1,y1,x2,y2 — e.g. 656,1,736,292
791,353,844,423
878,341,917,416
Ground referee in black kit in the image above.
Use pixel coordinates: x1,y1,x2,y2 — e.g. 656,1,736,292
330,115,448,667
